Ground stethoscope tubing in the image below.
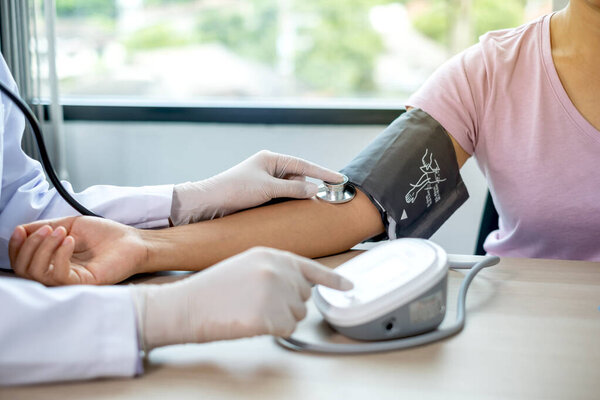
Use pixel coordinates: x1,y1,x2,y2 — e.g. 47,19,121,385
0,80,99,217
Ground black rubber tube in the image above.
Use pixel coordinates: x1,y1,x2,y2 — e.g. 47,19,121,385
0,80,100,218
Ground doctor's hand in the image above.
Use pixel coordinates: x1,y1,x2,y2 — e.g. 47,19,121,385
170,150,343,225
9,216,146,286
129,247,353,350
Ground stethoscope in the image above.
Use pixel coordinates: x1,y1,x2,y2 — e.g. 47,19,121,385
0,80,98,217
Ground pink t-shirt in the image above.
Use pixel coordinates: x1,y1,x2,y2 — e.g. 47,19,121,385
408,14,600,261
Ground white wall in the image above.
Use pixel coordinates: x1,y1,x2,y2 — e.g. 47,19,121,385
63,121,488,254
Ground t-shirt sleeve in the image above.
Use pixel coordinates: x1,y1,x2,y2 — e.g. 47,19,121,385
407,43,489,155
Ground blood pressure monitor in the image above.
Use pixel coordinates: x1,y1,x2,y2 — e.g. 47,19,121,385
314,239,448,340
276,239,499,354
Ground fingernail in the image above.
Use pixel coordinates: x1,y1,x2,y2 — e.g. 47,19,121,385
61,236,74,247
11,227,25,244
338,276,354,291
38,225,52,237
51,227,65,238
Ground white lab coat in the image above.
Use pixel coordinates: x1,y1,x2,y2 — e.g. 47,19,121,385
0,276,139,385
0,55,172,384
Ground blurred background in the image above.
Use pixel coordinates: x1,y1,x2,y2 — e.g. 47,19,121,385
2,0,558,254
40,0,552,103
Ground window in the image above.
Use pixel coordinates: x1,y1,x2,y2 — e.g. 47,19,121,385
33,0,553,113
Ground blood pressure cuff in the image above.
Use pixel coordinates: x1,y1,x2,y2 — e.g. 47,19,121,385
341,108,469,240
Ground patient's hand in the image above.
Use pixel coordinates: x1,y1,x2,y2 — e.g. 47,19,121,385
9,216,147,286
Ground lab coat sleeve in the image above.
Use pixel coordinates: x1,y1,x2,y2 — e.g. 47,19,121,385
0,276,141,385
0,55,173,270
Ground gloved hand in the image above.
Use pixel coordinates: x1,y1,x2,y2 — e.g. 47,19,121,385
170,150,343,225
129,247,353,351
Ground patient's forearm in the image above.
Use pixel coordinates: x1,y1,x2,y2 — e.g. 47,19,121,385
140,190,384,272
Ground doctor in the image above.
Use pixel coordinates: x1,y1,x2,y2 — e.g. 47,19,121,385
0,55,352,385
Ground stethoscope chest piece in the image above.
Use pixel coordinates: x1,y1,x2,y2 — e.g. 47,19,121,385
316,174,356,204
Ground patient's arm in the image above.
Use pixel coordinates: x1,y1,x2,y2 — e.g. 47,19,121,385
11,118,470,285
141,128,470,273
141,189,384,273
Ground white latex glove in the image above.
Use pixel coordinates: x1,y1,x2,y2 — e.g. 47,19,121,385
129,247,353,351
170,150,343,225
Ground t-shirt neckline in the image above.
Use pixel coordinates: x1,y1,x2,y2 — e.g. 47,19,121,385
540,13,600,143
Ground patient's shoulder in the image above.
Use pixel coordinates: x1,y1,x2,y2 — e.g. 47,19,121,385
475,15,546,78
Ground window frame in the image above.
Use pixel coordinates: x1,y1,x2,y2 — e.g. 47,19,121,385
42,100,405,125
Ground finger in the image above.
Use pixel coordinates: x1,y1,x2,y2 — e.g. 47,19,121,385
297,278,313,301
271,179,319,199
27,227,67,284
21,217,77,236
297,258,353,291
269,249,354,291
271,308,298,338
289,300,308,322
13,225,53,278
48,236,78,285
8,226,27,268
274,154,343,183
282,265,313,302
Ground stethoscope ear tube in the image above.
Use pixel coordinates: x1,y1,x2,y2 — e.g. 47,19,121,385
275,255,500,354
0,81,100,218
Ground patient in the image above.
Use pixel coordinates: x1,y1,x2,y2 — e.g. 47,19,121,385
9,0,600,285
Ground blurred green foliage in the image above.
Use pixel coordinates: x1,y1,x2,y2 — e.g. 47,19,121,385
473,0,523,37
413,0,523,46
56,0,116,17
56,0,194,16
56,0,529,95
145,0,196,5
293,0,394,94
412,2,448,43
196,0,395,95
123,23,192,51
196,5,279,67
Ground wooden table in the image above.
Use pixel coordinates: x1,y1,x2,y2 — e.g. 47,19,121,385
2,253,599,400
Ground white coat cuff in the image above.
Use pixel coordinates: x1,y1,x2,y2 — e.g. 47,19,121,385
129,184,174,229
96,287,142,379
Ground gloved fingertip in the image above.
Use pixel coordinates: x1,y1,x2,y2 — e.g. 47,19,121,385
338,276,354,291
320,170,344,184
304,182,319,197
331,171,345,183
